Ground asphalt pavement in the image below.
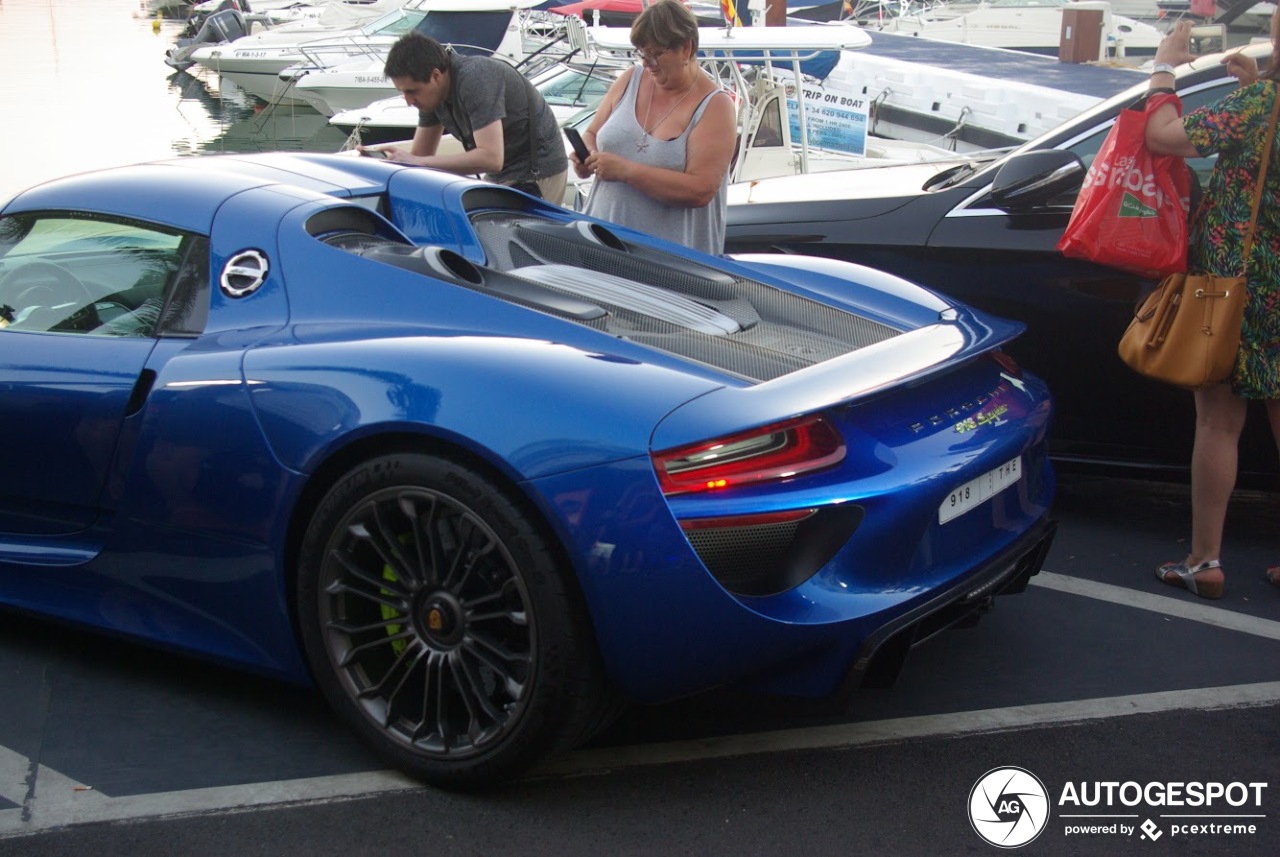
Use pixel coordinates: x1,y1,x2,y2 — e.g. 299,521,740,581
1,473,1278,855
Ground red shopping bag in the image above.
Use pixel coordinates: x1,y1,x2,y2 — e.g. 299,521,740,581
1057,93,1191,279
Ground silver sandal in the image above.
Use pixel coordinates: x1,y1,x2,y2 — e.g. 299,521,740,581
1156,559,1224,599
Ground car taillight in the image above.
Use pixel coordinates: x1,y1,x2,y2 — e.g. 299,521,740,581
989,349,1022,378
652,414,846,496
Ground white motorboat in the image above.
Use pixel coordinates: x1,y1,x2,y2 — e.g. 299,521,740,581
579,18,1142,166
280,0,547,115
584,19,1142,158
858,0,1164,57
185,0,415,105
344,20,972,208
340,17,1141,211
562,21,988,207
330,60,624,142
250,0,388,27
153,0,381,24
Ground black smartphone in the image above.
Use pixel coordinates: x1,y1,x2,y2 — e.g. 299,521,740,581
564,127,590,162
359,147,389,159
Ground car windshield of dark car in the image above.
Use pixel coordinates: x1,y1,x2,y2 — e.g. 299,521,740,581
0,213,201,337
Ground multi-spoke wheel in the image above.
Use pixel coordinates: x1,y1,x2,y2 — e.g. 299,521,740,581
297,453,608,789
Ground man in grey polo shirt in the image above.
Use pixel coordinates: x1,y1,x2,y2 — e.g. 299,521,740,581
372,33,568,203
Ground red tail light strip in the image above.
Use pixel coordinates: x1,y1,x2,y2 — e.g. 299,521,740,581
653,414,846,496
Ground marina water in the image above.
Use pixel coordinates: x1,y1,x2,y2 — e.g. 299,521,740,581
0,0,346,202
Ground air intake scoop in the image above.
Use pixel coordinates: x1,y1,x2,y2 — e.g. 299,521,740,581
510,264,742,336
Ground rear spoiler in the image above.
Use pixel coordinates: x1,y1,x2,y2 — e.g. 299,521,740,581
651,305,1024,451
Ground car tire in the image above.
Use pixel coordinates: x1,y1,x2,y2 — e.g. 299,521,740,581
297,452,611,789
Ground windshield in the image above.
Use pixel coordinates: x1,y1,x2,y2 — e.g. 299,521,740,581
362,9,425,37
537,68,614,108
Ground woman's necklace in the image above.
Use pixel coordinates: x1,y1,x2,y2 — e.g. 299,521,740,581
636,77,697,154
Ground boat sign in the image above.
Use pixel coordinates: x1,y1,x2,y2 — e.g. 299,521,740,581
786,84,868,157
939,457,1021,524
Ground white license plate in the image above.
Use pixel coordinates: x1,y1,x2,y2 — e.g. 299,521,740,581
939,456,1022,524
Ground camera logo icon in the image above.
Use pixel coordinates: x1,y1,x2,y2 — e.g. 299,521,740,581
968,766,1051,848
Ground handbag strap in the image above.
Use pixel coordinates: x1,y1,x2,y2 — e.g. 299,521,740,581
1238,83,1280,272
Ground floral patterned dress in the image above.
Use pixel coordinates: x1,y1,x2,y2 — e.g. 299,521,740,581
1184,80,1280,398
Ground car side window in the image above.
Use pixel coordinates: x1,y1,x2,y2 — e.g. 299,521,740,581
1065,83,1229,187
0,213,203,337
156,235,211,337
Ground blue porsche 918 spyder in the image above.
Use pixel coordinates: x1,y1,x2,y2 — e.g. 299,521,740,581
0,153,1055,788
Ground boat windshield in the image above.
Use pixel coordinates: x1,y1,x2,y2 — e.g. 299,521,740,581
357,8,518,54
415,12,519,53
364,10,427,37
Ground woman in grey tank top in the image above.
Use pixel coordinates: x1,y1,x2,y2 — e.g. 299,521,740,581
572,0,736,255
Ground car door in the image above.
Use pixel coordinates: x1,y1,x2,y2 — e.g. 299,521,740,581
916,76,1249,473
0,212,208,536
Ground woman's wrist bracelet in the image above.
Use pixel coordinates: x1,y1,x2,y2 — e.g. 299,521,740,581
1149,62,1176,93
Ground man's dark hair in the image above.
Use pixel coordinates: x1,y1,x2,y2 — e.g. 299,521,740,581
384,32,450,82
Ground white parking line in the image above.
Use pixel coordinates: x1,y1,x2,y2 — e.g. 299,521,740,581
0,765,421,839
536,681,1280,778
1032,571,1280,641
1,571,1278,838
0,745,33,816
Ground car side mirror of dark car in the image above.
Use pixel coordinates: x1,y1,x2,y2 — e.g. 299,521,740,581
987,150,1085,212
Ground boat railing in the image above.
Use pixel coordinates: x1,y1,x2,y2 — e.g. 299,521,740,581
581,23,874,176
294,35,397,70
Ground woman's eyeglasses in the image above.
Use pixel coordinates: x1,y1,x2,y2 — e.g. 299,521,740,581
635,47,669,66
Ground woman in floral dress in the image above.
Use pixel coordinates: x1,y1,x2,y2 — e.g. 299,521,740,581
1144,14,1280,598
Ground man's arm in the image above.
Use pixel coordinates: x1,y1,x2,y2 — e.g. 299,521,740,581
379,125,441,163
384,120,505,175
411,125,443,157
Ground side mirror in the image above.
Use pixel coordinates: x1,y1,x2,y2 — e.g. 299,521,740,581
988,150,1085,211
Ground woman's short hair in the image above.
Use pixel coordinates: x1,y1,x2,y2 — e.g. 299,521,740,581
631,0,700,54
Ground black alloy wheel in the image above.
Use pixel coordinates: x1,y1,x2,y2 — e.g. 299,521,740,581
297,453,608,789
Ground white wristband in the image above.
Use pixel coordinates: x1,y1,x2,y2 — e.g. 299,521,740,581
1151,63,1176,77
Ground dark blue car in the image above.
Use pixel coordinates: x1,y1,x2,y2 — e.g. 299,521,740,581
0,153,1055,787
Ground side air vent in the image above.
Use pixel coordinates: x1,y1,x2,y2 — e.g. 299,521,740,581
362,245,484,285
574,221,627,250
306,207,385,239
